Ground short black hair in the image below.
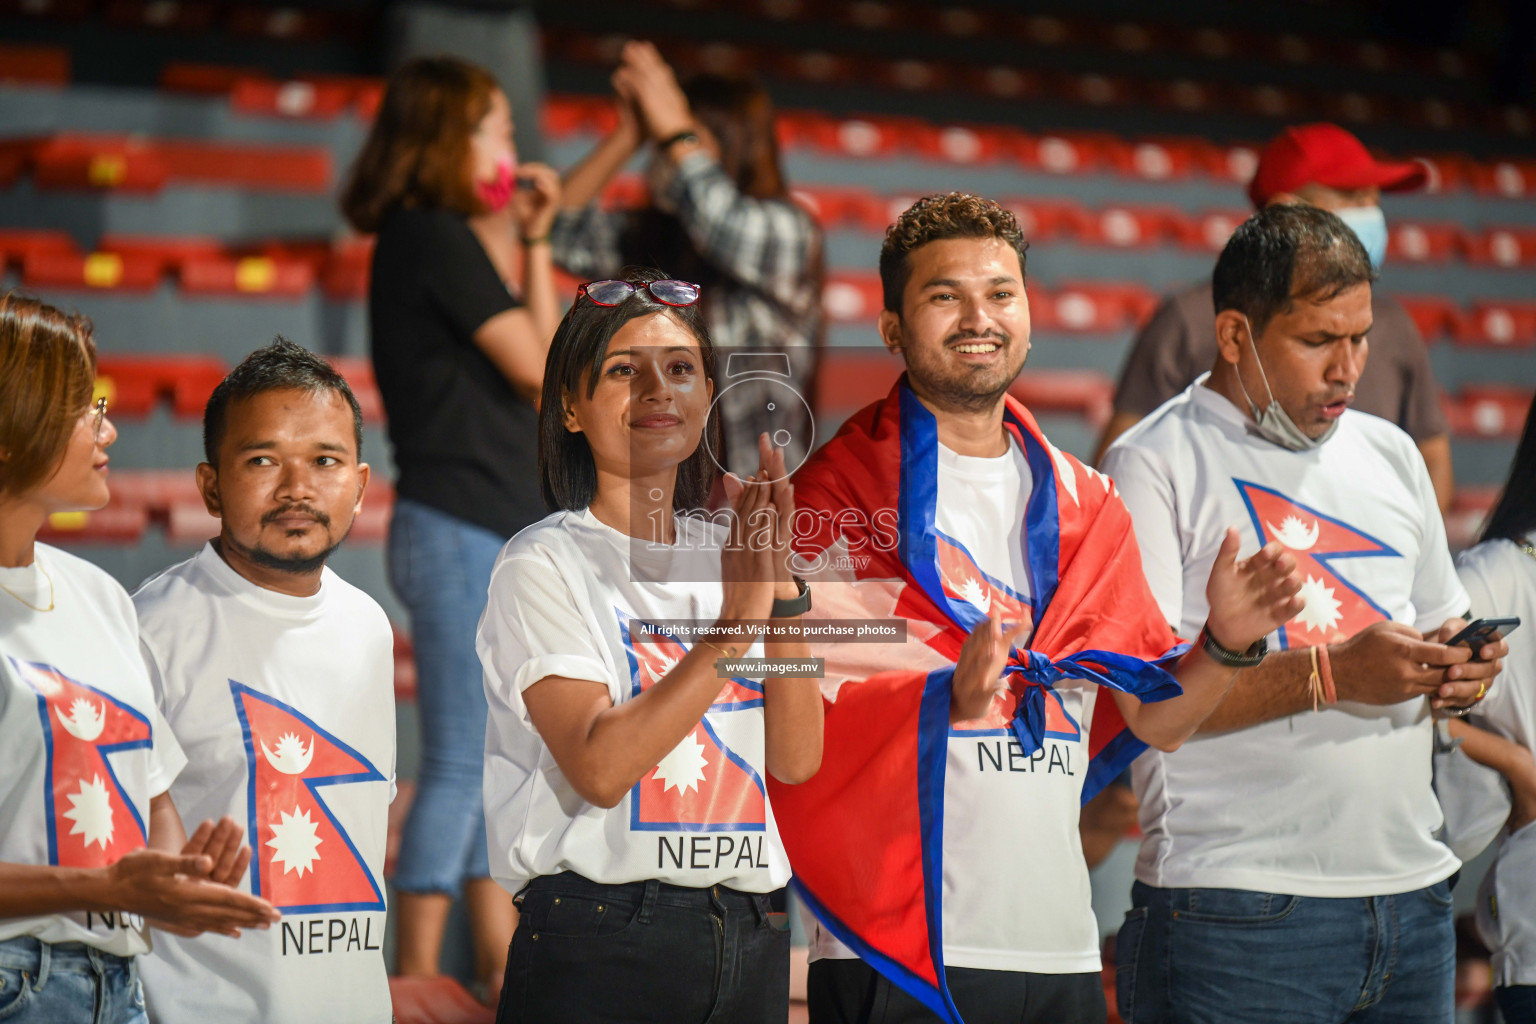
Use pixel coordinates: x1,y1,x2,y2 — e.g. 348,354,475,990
540,268,719,513
1212,203,1375,337
203,337,364,466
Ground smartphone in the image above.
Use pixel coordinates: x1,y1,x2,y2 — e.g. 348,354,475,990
1445,616,1521,655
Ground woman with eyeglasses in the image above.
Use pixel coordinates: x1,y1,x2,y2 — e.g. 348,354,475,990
340,56,562,998
478,271,823,1023
0,293,278,1024
554,41,823,481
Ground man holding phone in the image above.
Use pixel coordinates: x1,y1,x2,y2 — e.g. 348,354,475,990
1103,203,1506,1024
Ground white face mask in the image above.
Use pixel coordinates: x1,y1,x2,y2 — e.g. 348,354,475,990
1233,314,1338,451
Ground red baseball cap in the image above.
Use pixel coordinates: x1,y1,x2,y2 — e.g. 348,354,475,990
1247,123,1427,208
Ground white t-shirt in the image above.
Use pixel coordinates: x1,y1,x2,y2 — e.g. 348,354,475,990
0,544,185,956
1455,536,1536,986
812,440,1104,974
479,508,790,894
133,544,395,1024
1103,378,1466,897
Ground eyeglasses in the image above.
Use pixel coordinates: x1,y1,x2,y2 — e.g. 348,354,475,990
89,396,108,442
577,279,701,307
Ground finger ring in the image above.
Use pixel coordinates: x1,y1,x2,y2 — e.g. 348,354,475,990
1444,703,1475,718
1475,682,1488,702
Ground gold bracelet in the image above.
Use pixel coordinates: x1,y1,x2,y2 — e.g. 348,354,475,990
699,638,736,659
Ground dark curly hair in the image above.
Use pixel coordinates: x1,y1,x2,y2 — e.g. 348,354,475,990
878,193,1029,312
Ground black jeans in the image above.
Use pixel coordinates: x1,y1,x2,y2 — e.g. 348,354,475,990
808,956,1106,1024
496,872,791,1024
1499,985,1536,1024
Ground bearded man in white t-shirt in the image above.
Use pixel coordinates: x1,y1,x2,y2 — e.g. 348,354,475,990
779,193,1306,1024
1103,203,1508,1024
132,339,396,1024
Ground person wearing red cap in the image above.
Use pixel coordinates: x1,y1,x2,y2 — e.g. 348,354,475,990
1094,123,1453,512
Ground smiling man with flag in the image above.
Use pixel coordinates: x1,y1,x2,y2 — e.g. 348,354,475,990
132,340,395,1024
766,193,1305,1024
1103,203,1508,1024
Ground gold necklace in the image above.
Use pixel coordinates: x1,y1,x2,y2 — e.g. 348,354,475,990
1522,541,1536,565
0,562,55,612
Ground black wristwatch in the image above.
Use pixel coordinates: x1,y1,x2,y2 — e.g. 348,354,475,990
1200,625,1267,668
660,129,700,151
770,576,811,619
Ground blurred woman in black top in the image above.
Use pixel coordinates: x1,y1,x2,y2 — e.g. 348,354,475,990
341,55,559,1005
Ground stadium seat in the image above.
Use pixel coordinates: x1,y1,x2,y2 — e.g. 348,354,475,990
37,505,149,544
0,229,76,271
1445,387,1536,439
230,76,355,120
1473,159,1536,199
1387,222,1461,264
1172,209,1248,253
1455,302,1536,348
1444,486,1500,550
23,249,162,292
388,976,493,1024
328,356,384,424
1009,370,1114,427
1393,295,1459,342
1464,227,1536,269
96,234,226,275
179,254,315,299
0,43,70,85
153,139,331,192
821,273,884,325
95,354,228,418
1036,283,1158,333
1000,198,1091,243
812,350,902,421
30,134,169,192
1076,205,1179,249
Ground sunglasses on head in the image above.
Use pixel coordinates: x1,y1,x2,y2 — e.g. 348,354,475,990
578,279,701,307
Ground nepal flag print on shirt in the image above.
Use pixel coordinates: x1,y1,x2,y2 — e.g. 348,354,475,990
231,682,387,913
1236,479,1396,647
12,657,151,868
618,613,768,833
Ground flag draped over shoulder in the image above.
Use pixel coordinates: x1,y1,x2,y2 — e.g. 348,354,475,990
767,377,1186,1023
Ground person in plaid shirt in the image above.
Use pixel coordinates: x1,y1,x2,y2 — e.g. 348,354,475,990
553,41,823,480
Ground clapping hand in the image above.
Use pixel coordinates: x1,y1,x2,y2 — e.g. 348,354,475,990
1202,527,1303,653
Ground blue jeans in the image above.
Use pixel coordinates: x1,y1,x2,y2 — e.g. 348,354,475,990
389,497,509,893
1116,879,1455,1024
0,938,145,1024
1499,985,1536,1024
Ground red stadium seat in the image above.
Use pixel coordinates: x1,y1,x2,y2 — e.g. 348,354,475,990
1387,222,1461,264
1076,205,1178,249
821,273,884,324
1444,486,1500,550
999,198,1090,243
161,61,268,95
1172,209,1248,253
812,350,903,421
1473,159,1536,199
1122,138,1205,181
1037,283,1158,333
0,44,70,85
1455,302,1536,348
1410,154,1473,194
23,250,162,292
1009,371,1114,427
388,976,493,1024
1464,227,1536,269
94,354,228,418
1451,387,1535,439
105,470,201,517
0,229,75,271
95,234,225,275
37,505,149,544
154,139,331,192
230,77,355,120
1393,295,1459,342
179,255,315,299
328,356,385,424
30,135,169,192
322,239,374,300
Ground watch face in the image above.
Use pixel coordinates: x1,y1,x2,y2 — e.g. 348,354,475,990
706,373,816,483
